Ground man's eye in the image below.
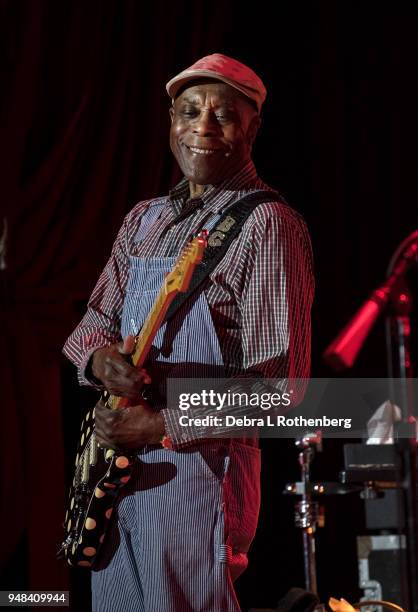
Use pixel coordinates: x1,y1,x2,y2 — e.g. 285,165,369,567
182,108,198,117
216,112,233,122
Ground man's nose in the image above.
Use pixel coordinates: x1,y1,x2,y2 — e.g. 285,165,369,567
192,111,220,136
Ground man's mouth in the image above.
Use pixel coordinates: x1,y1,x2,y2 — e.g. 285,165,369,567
185,144,224,156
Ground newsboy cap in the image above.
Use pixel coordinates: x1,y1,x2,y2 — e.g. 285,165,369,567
166,53,267,114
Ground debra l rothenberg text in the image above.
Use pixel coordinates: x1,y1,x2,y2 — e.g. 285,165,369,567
178,414,353,429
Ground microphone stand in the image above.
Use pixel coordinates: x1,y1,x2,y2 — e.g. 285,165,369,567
323,234,418,370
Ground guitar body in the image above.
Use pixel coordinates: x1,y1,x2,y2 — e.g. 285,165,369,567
59,234,207,568
60,405,136,567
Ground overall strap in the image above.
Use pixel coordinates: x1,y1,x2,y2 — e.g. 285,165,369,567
165,190,282,321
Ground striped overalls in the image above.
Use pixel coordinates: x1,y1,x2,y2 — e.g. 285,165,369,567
91,203,261,612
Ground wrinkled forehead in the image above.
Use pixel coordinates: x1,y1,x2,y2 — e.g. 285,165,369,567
173,78,258,112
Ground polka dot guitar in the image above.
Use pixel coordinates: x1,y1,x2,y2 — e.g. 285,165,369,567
58,233,207,568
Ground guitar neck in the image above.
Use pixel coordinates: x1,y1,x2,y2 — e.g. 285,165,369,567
106,233,206,411
108,286,175,409
131,289,175,369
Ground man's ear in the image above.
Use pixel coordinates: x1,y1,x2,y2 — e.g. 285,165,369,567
169,106,174,123
247,114,261,148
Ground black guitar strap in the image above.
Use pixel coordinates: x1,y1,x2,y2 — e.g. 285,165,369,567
165,189,283,321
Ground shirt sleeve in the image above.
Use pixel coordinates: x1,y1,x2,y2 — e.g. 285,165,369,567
162,202,315,446
62,214,131,386
239,202,314,381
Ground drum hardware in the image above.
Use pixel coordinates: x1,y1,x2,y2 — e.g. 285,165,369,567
284,432,361,597
283,431,323,596
284,430,370,607
283,437,408,612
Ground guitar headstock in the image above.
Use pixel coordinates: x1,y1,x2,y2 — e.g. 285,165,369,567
164,232,207,294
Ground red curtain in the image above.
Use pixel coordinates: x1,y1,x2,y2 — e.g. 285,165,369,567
0,0,231,589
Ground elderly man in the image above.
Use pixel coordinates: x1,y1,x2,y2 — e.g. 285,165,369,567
64,54,314,612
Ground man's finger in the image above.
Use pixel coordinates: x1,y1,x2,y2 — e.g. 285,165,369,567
108,356,136,376
107,360,151,385
119,334,136,355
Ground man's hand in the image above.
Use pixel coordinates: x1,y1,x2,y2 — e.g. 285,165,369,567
95,399,165,450
92,335,151,400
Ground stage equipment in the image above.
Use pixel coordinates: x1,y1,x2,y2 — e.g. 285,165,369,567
341,442,413,609
357,535,406,608
278,438,405,612
284,432,361,596
286,432,323,595
323,231,418,610
330,598,406,612
323,230,418,371
351,602,405,611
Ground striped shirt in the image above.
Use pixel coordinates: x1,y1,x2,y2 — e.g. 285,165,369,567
63,160,314,444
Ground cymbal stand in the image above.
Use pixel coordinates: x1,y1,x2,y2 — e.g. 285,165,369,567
292,431,323,595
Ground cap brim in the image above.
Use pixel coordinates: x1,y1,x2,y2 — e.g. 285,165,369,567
166,69,262,113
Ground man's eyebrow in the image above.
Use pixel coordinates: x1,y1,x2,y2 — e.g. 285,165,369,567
177,96,235,112
179,96,200,104
178,95,236,108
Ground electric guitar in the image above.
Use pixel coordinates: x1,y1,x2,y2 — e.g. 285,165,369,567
59,233,207,568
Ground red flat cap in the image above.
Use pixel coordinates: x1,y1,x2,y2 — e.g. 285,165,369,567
166,53,267,114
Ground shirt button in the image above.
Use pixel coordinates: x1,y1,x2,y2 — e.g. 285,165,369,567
181,433,188,441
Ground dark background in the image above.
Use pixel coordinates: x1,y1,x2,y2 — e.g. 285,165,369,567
1,1,418,610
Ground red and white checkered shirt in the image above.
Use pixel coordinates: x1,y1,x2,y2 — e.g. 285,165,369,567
63,160,314,444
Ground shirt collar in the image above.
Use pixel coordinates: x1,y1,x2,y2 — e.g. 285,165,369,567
169,160,260,213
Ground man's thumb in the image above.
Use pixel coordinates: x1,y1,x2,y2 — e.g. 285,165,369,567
119,334,136,355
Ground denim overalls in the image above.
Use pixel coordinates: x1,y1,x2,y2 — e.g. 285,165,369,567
92,200,261,612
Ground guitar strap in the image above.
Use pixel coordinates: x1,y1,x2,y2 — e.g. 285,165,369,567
164,189,283,322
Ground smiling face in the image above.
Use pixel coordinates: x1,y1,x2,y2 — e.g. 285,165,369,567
169,80,260,188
